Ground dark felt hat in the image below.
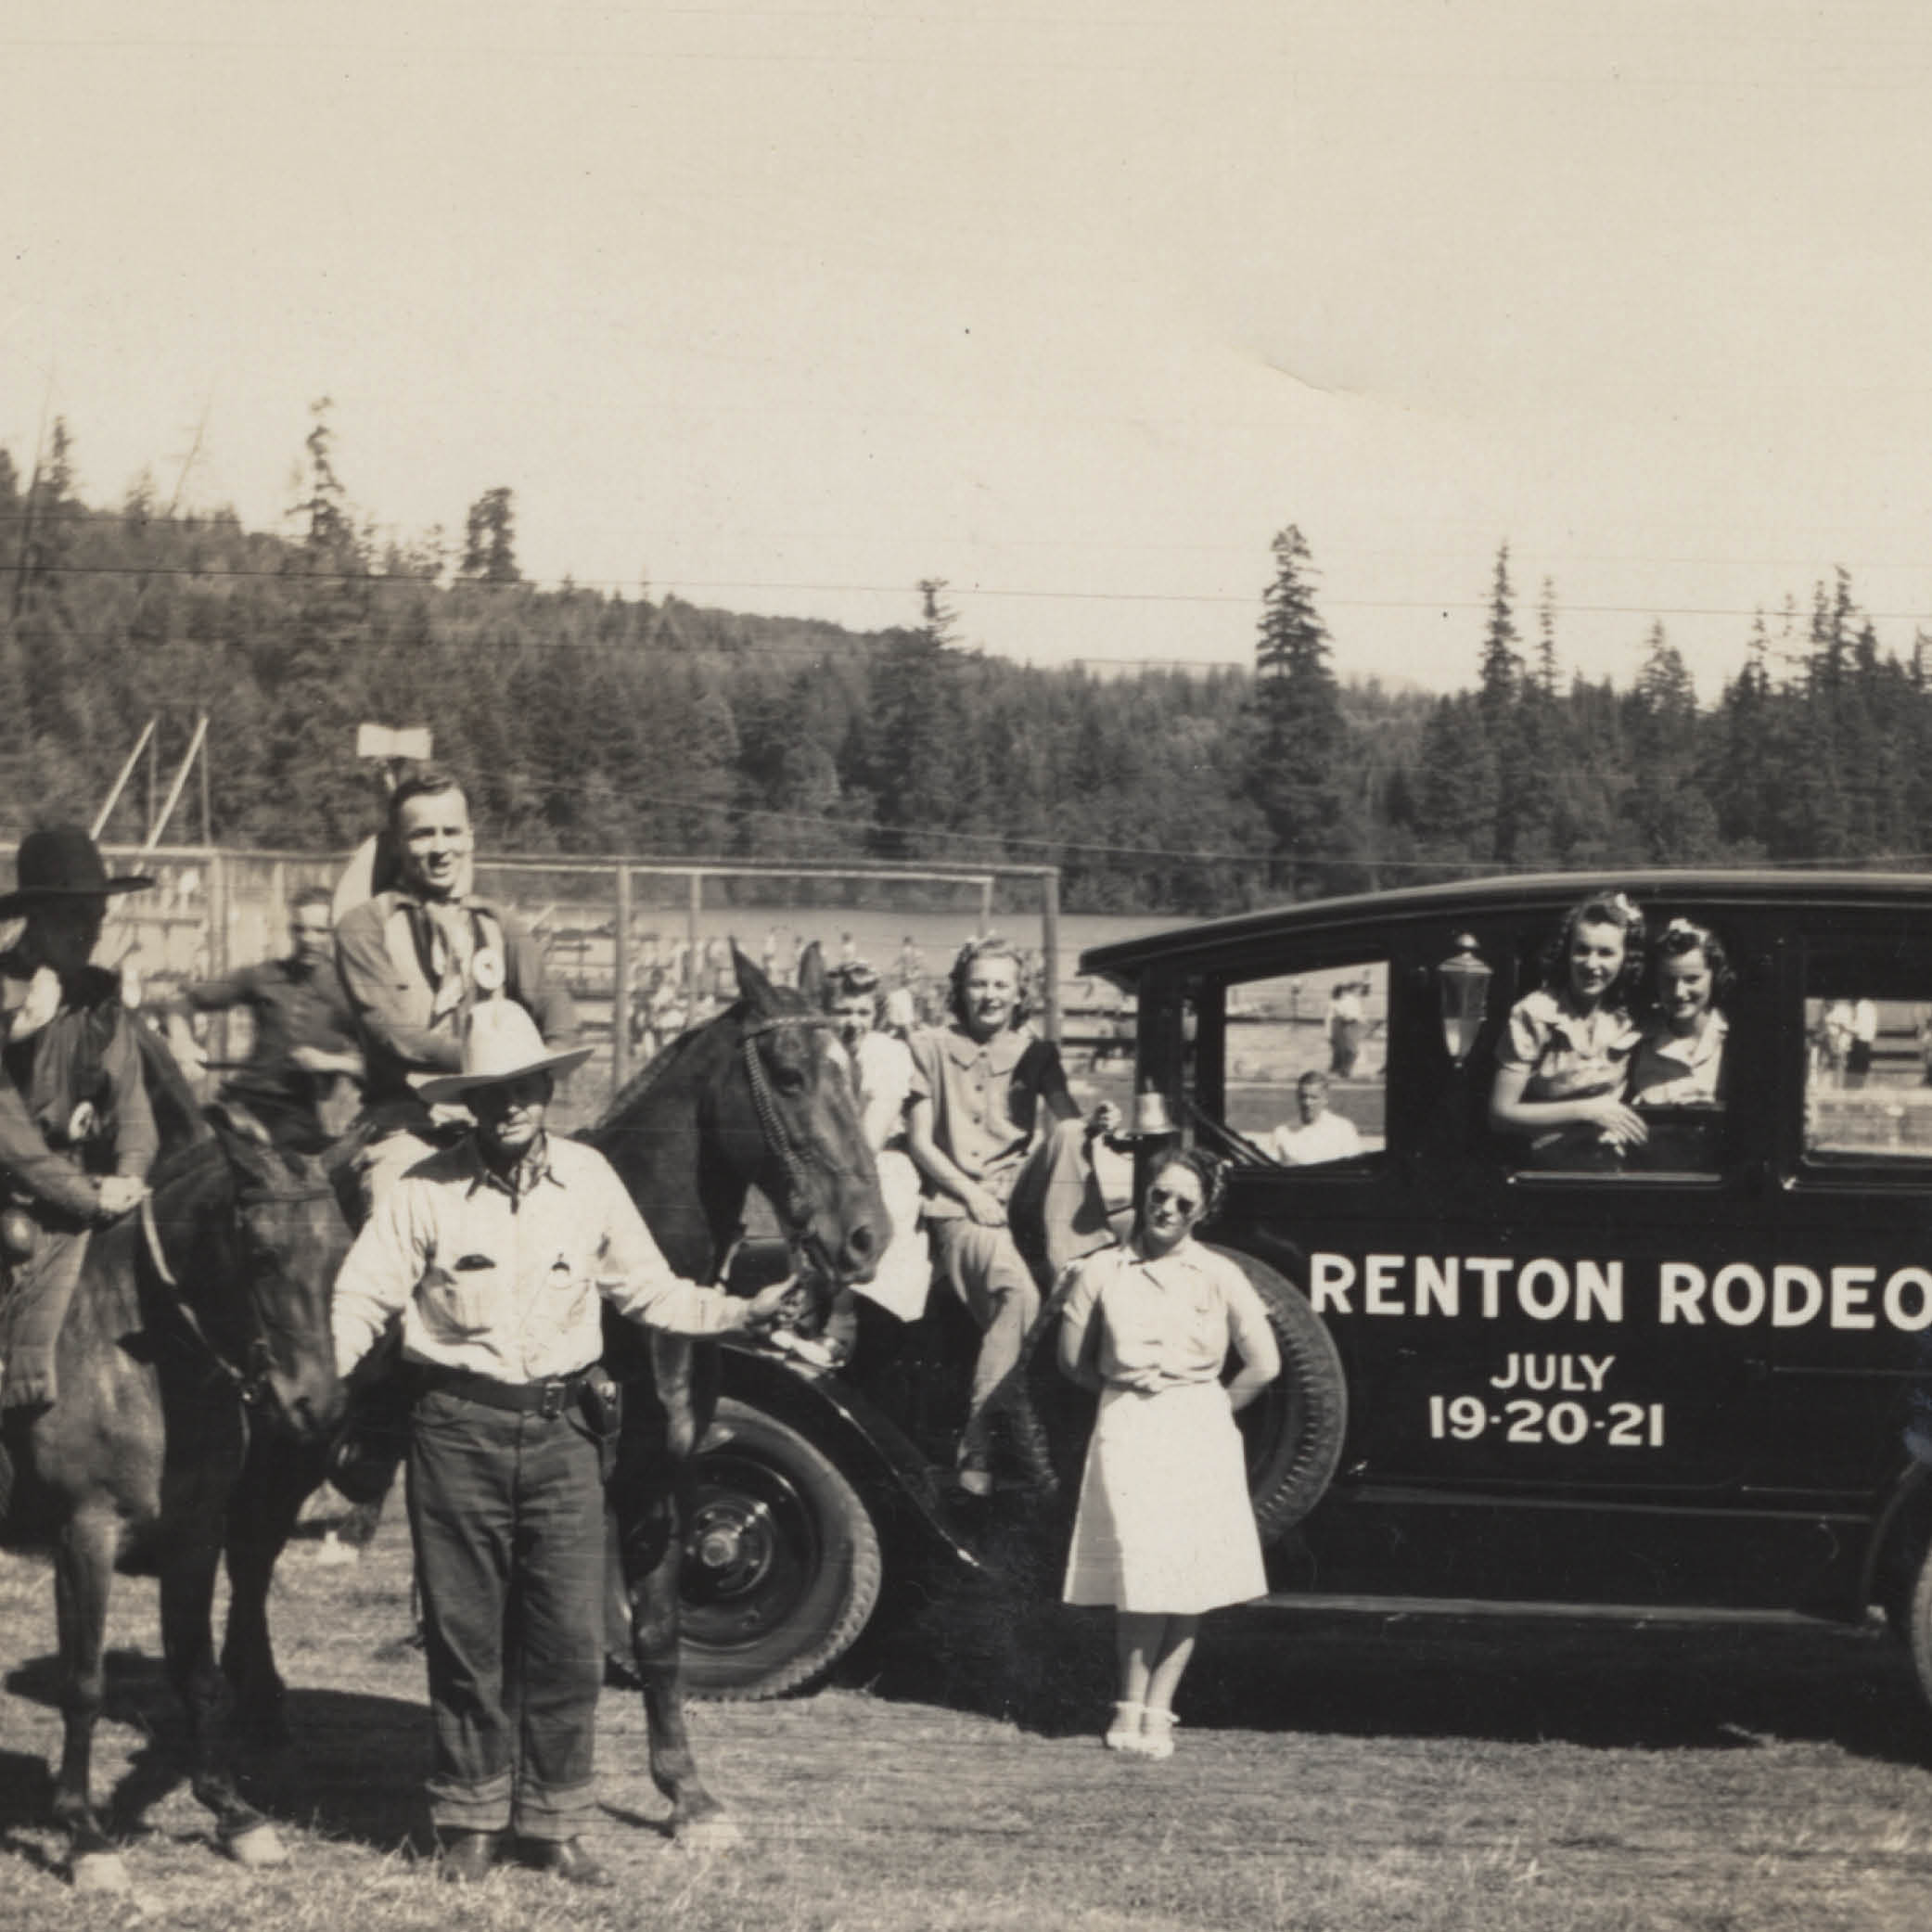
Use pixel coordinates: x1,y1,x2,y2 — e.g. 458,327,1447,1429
0,825,154,917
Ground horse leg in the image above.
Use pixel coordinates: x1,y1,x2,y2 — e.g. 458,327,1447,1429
611,1476,738,1849
221,1438,321,1746
160,1529,286,1866
51,1508,129,1892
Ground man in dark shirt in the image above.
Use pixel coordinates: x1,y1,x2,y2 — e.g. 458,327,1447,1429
163,886,364,1152
0,826,160,1409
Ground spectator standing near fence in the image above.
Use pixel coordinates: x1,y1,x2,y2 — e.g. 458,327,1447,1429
1326,979,1364,1079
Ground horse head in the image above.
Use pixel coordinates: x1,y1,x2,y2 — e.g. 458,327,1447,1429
172,1120,352,1444
718,946,885,1290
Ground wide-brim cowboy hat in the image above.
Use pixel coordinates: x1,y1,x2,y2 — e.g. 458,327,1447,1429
416,997,592,1104
0,825,154,917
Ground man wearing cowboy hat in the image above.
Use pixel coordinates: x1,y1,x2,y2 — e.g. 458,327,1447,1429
334,770,577,1215
0,825,160,1410
331,998,795,1887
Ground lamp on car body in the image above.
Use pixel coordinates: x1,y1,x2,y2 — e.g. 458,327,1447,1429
1436,933,1493,1067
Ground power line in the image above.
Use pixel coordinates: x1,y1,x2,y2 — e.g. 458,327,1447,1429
10,554,1932,631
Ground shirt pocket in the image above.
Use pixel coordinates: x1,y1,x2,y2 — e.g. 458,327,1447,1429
418,1260,497,1339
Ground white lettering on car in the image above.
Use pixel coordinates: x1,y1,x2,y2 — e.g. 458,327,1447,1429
1365,1253,1405,1315
1660,1262,1707,1324
1310,1252,1356,1314
1832,1265,1876,1330
1772,1265,1823,1326
1306,1253,1932,1331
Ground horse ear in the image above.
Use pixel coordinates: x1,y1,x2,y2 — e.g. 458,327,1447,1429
797,940,825,1004
732,943,776,1008
207,1107,278,1188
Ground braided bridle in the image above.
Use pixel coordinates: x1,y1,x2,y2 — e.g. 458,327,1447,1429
736,1011,842,1248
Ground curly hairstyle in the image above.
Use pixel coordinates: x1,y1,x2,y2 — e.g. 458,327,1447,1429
822,960,882,1011
946,934,1033,1029
1141,1145,1226,1228
1541,889,1646,1008
1648,915,1735,1011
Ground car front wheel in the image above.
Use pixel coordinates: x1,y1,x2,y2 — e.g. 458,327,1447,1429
679,1397,884,1699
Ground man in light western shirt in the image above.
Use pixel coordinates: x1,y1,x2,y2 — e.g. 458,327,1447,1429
331,1000,790,1887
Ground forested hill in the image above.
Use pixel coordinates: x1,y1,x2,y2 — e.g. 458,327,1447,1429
3,416,1928,915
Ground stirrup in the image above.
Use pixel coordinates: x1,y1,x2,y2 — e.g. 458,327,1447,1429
1104,1700,1145,1751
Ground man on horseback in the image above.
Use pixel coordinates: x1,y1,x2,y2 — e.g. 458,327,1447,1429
0,826,159,1413
333,771,577,1212
159,885,364,1154
330,999,796,1887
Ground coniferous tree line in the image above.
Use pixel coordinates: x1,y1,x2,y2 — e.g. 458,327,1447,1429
2,406,1928,916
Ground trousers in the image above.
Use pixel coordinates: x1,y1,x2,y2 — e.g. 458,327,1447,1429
405,1386,607,1839
930,1118,1115,1441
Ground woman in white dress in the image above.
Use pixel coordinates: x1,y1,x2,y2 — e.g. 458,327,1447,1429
1056,1148,1281,1759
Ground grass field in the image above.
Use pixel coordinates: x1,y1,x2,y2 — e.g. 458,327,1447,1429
4,1499,1932,1932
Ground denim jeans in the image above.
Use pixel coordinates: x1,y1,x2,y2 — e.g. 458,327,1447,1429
406,1387,606,1839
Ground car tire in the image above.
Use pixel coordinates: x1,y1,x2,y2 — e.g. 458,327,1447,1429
679,1397,884,1700
1901,1529,1932,1707
1207,1246,1349,1542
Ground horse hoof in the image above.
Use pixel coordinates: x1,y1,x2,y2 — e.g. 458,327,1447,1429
672,1811,742,1855
70,1851,131,1894
224,1823,288,1869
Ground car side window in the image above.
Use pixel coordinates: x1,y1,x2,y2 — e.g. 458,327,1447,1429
1803,983,1932,1165
1207,961,1387,1167
1491,900,1730,1178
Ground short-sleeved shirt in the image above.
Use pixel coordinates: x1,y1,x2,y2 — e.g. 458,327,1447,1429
1496,989,1642,1105
1060,1239,1278,1393
330,1132,743,1384
906,1021,1072,1207
1629,1012,1729,1107
183,955,362,1113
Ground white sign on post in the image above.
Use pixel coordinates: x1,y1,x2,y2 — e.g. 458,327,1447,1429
355,723,433,762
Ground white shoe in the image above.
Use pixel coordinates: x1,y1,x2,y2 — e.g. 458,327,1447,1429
1104,1701,1144,1751
1137,1709,1177,1760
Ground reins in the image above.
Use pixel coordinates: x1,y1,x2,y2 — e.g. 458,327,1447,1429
139,1169,333,1407
596,1000,844,1280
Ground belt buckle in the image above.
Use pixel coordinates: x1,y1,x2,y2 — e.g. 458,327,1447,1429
539,1378,567,1420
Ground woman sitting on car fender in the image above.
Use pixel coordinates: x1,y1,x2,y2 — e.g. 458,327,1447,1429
1490,891,1648,1168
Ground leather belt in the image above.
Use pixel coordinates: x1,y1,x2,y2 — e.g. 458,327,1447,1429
417,1364,590,1419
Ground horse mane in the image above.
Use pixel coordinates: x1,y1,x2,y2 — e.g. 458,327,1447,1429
588,1017,726,1146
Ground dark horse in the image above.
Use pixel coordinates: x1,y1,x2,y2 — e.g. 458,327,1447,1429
222,948,884,1848
0,1121,350,1894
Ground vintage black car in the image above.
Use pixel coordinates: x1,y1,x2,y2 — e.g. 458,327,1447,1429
1077,869,1932,1702
686,870,1932,1706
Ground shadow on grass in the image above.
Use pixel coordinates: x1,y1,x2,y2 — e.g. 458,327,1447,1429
857,1505,1932,1767
4,1648,432,1855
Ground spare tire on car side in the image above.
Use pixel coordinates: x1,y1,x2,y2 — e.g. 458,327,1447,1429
1207,1245,1349,1541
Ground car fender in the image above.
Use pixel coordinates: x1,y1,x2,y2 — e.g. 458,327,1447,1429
718,1341,990,1579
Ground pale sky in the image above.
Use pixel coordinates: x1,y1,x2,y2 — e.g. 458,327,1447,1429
8,0,1932,696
